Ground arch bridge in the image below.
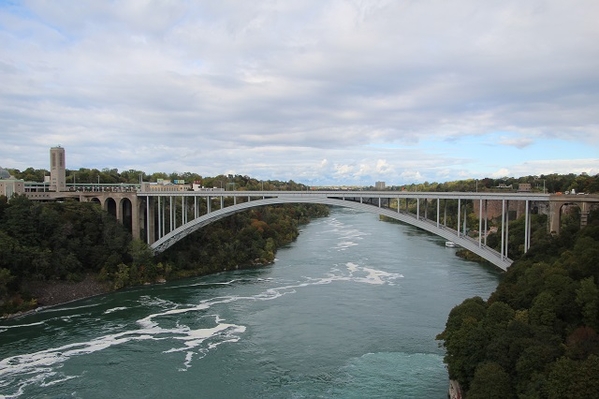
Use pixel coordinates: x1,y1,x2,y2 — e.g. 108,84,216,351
140,190,559,271
25,188,598,271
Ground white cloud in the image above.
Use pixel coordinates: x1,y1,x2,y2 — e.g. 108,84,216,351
0,1,598,185
498,137,534,149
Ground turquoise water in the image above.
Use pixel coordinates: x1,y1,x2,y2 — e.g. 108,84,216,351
0,208,500,398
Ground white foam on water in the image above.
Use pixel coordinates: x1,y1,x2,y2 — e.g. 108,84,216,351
137,295,179,309
336,240,359,250
179,279,236,289
0,321,45,333
315,262,403,286
40,374,78,387
326,216,370,251
135,301,212,329
346,262,359,273
0,297,248,397
0,254,403,397
35,302,102,315
164,320,247,371
102,306,128,315
356,266,403,286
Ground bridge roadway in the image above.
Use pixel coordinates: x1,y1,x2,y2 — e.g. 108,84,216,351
142,190,557,271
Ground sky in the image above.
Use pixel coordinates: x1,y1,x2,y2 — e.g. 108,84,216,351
1,0,598,186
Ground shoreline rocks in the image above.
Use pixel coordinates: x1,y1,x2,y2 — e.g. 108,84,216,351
21,274,111,308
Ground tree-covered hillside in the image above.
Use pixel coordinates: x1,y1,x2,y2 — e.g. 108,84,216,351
394,173,599,194
437,209,599,398
0,187,327,316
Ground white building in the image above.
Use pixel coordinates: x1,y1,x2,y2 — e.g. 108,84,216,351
375,181,386,190
0,166,25,197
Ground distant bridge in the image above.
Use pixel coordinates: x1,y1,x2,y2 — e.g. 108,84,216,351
25,187,599,271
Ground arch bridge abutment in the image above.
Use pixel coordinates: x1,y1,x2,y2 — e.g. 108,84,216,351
548,197,597,235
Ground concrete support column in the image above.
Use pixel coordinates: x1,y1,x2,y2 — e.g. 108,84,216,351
524,200,529,253
501,199,505,260
145,196,149,244
444,200,447,226
505,200,509,259
580,201,590,229
157,196,162,240
478,199,483,247
169,196,174,232
144,196,156,244
130,195,140,240
457,199,461,237
549,201,562,234
182,196,185,226
484,200,488,246
115,198,123,223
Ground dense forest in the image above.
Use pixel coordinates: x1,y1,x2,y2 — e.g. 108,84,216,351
0,171,328,316
437,206,599,398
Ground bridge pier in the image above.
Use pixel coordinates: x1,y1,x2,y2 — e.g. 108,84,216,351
548,196,597,235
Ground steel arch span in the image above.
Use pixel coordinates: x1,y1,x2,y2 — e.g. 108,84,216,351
150,196,513,271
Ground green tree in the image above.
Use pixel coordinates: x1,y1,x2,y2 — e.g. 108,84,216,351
576,277,599,330
546,355,599,399
467,362,514,399
0,268,14,298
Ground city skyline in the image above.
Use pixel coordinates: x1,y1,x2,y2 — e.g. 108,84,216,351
1,1,598,186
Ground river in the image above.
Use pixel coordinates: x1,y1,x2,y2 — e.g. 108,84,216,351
0,207,501,398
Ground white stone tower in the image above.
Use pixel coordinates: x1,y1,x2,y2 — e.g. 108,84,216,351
50,146,66,192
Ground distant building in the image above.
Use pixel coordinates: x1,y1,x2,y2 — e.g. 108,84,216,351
50,146,66,192
375,181,386,190
0,166,25,197
141,181,191,192
0,166,10,180
518,183,532,192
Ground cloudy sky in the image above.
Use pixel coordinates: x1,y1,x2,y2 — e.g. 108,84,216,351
1,1,598,186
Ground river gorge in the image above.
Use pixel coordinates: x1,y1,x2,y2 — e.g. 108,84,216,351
0,207,500,398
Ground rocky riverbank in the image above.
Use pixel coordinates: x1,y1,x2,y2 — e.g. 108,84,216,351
21,274,111,308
